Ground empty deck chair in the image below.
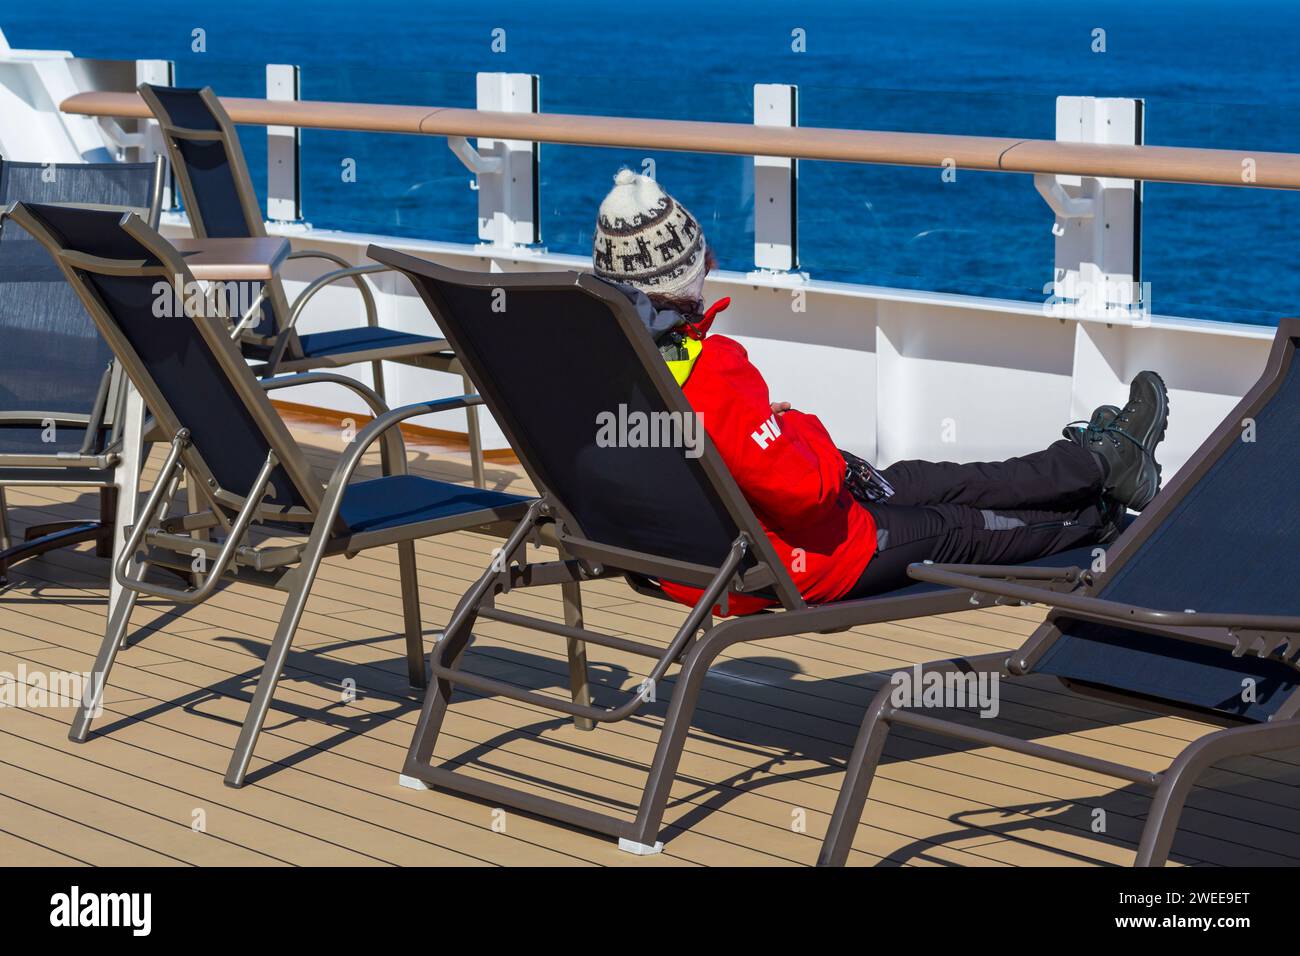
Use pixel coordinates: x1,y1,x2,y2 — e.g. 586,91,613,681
8,202,534,787
0,158,163,586
819,319,1300,867
138,83,485,486
369,246,1116,857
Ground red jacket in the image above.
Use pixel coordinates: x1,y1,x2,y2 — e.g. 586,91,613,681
659,333,877,614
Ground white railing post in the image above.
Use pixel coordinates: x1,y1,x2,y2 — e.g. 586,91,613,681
1039,96,1144,318
134,59,174,208
266,64,305,227
752,83,799,274
463,72,539,248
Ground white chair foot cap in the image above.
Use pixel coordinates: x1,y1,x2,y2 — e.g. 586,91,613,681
618,837,664,856
398,773,430,791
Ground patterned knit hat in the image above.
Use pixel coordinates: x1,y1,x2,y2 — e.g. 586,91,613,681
592,169,708,302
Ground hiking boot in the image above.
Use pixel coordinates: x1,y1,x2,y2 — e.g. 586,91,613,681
1084,371,1170,512
1061,404,1120,449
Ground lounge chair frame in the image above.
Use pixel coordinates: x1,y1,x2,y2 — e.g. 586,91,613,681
372,247,1101,855
8,204,535,788
0,157,165,589
819,318,1300,866
139,84,485,486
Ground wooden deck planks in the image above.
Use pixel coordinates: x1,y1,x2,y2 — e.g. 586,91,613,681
0,419,1296,867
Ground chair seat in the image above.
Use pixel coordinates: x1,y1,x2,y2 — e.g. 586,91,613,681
1037,619,1298,722
338,474,531,534
297,327,451,359
675,540,1115,607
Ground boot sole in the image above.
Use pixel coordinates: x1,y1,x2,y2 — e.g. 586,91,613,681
1127,371,1169,511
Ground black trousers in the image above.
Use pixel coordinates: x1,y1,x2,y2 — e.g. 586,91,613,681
843,440,1107,598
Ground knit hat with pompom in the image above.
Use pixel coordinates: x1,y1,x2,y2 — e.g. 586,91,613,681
592,169,708,303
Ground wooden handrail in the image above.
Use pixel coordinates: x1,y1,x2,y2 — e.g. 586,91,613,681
62,90,1300,190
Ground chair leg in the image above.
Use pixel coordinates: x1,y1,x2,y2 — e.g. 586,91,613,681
402,655,458,790
820,653,1009,865
397,539,425,688
68,573,141,742
1135,771,1195,868
370,358,400,478
462,374,485,489
0,487,13,552
561,578,594,731
0,486,19,586
223,550,324,788
818,686,897,866
1135,719,1300,866
185,475,208,588
402,509,548,787
105,385,148,623
70,387,151,742
403,574,487,782
624,620,741,853
95,487,117,557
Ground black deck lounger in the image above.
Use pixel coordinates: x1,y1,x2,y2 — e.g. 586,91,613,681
139,84,486,486
820,319,1300,866
0,159,163,585
369,245,1115,858
8,202,534,787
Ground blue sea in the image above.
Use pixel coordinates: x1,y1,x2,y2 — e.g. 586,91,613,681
7,0,1300,325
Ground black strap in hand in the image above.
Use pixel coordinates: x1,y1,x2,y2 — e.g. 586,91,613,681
841,449,895,504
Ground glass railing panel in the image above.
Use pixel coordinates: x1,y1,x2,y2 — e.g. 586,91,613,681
537,71,756,269
299,67,477,239
1139,99,1300,327
797,83,1057,302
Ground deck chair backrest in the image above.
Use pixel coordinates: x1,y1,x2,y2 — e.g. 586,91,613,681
0,160,160,442
1100,325,1300,615
138,85,263,240
371,247,801,605
7,202,321,518
139,84,284,342
1036,322,1300,721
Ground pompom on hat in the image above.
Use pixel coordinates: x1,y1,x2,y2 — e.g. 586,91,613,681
592,169,708,303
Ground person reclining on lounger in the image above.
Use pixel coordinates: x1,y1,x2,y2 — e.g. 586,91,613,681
590,169,1170,613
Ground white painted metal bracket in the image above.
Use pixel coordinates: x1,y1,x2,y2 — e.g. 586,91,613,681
95,117,146,151
753,83,798,274
1034,173,1094,220
458,73,539,248
1040,96,1144,318
448,137,505,176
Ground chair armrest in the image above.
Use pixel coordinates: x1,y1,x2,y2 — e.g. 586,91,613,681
282,253,389,335
286,248,362,271
260,370,391,416
314,394,484,534
259,371,402,473
908,561,1300,658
